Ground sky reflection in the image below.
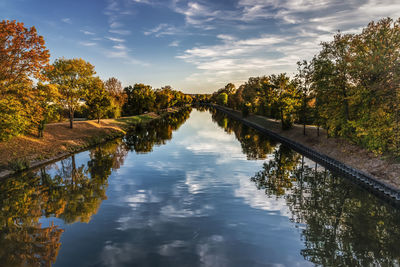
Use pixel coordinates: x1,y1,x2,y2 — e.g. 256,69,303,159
2,109,397,266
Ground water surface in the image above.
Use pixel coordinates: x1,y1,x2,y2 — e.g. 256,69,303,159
1,108,399,266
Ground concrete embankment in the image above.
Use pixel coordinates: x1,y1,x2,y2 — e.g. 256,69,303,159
213,105,400,204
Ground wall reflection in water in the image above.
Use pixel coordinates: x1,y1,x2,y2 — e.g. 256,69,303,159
210,107,400,267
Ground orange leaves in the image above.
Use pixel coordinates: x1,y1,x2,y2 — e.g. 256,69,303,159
0,20,50,91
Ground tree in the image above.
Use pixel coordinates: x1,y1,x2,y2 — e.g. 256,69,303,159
224,83,236,94
217,92,228,106
45,58,96,129
155,86,174,110
296,60,314,135
270,73,300,130
0,95,29,140
104,77,125,118
349,18,400,155
34,83,60,137
86,77,111,123
316,33,354,137
0,20,49,92
123,83,155,115
0,20,50,140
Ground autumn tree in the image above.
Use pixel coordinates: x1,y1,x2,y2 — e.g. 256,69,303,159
224,83,236,95
86,77,111,123
155,86,174,110
45,58,96,129
0,20,49,92
0,20,50,140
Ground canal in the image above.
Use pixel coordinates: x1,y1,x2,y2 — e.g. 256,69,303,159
1,108,399,266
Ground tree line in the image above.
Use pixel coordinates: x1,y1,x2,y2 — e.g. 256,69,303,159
209,17,400,156
0,20,192,141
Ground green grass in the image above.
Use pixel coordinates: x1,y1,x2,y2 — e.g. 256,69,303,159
115,115,154,125
8,158,30,172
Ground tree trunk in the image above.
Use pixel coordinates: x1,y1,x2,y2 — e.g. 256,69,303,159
316,101,320,137
396,92,399,155
342,85,349,122
302,97,306,135
69,108,74,129
71,154,76,187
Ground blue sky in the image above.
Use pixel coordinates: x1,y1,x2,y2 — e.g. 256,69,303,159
1,0,400,93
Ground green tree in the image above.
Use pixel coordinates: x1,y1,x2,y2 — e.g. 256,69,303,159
45,58,96,129
296,60,314,135
270,73,300,130
86,77,111,123
104,77,126,118
34,83,60,137
217,92,228,106
315,33,354,137
123,83,155,115
155,86,174,110
349,18,400,155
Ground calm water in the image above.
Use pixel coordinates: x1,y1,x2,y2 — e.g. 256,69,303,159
1,108,400,267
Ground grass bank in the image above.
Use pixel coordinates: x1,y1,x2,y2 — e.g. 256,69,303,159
215,105,400,190
0,107,182,177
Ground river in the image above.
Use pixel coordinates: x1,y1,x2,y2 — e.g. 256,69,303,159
0,108,399,266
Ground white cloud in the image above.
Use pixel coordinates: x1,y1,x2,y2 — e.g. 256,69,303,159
110,21,123,28
173,0,400,92
169,40,180,47
80,30,95,35
61,18,71,24
173,1,220,26
113,44,127,50
109,29,131,35
144,23,181,37
144,23,168,35
79,41,97,47
106,36,125,42
217,34,236,41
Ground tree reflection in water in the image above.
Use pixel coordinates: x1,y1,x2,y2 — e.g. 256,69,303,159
210,107,400,266
0,108,191,266
210,107,277,160
124,107,191,153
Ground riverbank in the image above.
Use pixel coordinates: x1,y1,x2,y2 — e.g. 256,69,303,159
0,107,182,178
215,105,400,190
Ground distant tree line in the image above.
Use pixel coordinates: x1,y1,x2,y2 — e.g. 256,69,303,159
0,20,192,141
122,84,192,116
209,17,400,156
